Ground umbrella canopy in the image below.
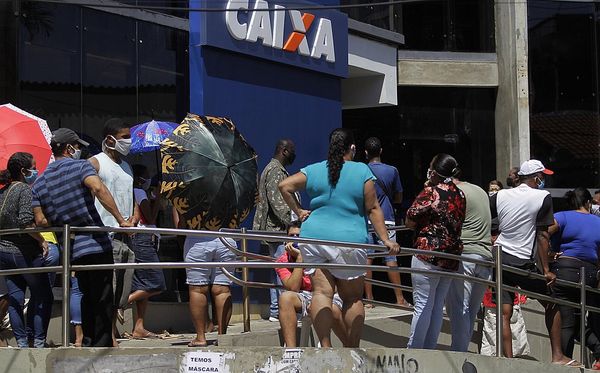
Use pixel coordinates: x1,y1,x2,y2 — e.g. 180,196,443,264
130,120,179,154
0,104,52,173
160,114,258,231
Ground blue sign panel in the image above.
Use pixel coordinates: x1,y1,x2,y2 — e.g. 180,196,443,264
193,0,348,78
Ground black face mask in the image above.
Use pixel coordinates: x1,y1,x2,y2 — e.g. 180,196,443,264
506,177,515,187
286,150,296,165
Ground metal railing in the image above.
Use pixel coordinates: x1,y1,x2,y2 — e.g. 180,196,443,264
0,225,597,365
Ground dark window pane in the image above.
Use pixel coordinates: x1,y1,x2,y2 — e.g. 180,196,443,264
528,2,599,188
82,9,136,143
0,3,18,104
17,3,81,132
138,21,189,124
343,87,496,207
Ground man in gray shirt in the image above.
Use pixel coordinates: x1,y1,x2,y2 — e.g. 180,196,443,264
445,176,493,352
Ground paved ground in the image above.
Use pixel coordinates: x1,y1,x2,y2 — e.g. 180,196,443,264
116,304,411,348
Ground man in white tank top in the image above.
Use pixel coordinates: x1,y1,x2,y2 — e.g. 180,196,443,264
89,118,140,346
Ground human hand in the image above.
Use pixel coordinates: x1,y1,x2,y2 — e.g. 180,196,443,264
548,251,562,262
544,271,557,287
285,242,302,261
383,239,400,256
297,209,311,222
119,220,135,228
40,241,49,258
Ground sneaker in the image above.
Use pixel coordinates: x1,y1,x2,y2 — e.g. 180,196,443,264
268,316,279,322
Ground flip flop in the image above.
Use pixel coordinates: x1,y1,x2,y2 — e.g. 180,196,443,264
398,301,414,309
364,303,375,309
187,340,208,348
552,359,584,368
133,331,160,340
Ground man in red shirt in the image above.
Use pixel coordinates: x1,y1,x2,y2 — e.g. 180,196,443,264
276,221,347,347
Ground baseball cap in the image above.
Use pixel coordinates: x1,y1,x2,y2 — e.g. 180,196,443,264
517,159,554,176
51,128,90,147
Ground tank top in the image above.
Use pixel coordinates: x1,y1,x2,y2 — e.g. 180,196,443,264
92,152,133,227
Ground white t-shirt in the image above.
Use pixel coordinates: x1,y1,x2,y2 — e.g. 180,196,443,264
134,187,156,229
491,184,553,260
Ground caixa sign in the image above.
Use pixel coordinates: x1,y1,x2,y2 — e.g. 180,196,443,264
194,0,348,77
225,0,336,63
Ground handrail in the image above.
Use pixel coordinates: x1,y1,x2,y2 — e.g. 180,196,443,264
1,223,599,364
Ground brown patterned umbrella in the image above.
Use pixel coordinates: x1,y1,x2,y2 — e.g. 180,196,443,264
160,114,258,230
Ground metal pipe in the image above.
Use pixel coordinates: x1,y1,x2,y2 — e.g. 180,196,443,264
495,244,503,358
61,224,71,347
580,266,586,366
241,227,250,333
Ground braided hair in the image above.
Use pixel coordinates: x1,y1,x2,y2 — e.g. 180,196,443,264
327,128,354,188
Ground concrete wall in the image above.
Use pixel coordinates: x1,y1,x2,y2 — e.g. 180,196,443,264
0,346,587,373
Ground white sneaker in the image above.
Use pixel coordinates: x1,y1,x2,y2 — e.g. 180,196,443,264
268,316,279,322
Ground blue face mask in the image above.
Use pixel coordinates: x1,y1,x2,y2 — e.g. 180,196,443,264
24,169,38,185
537,178,545,189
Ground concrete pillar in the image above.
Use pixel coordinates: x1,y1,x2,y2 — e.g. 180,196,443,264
494,0,530,179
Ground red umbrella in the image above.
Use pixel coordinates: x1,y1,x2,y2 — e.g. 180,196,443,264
0,105,52,173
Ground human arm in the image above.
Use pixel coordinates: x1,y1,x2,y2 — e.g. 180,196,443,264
277,244,306,292
16,186,47,255
88,157,100,173
364,180,399,255
266,169,294,226
536,195,556,285
405,187,434,230
83,175,132,227
278,172,310,222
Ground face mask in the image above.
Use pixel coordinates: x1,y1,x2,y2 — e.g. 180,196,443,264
140,177,151,190
536,177,545,189
286,150,296,165
24,169,38,185
104,135,132,156
68,145,81,160
488,191,497,197
350,145,356,160
506,177,514,188
591,204,600,216
426,169,433,180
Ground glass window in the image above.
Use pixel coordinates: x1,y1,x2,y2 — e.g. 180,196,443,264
343,87,497,209
17,3,82,133
528,2,600,188
82,9,137,144
342,0,495,52
0,3,17,104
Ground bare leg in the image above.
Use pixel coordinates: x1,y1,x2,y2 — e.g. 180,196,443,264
501,304,513,358
129,290,161,337
337,276,366,348
310,269,336,347
112,311,119,347
364,259,374,306
189,285,210,345
211,285,231,335
73,324,84,347
543,301,573,364
385,261,407,305
279,291,302,347
331,304,348,346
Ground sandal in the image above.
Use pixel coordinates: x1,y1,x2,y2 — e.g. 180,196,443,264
552,359,584,368
133,331,160,340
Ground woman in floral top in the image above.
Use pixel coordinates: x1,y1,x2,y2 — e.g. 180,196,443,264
405,153,466,349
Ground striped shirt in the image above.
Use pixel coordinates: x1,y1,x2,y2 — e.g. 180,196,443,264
31,158,112,260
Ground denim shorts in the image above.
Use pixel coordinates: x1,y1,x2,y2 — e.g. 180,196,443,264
366,222,397,263
300,243,367,280
184,237,237,286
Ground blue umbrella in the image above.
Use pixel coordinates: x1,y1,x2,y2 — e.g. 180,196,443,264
130,120,178,154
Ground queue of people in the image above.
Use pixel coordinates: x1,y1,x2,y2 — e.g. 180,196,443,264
1,120,600,371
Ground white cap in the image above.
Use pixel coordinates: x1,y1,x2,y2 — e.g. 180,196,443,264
518,159,554,176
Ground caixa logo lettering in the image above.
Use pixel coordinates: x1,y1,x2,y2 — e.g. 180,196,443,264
225,0,336,63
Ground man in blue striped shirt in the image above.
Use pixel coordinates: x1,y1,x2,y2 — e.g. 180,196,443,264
32,128,132,347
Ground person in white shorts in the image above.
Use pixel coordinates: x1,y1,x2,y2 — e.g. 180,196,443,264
275,222,346,347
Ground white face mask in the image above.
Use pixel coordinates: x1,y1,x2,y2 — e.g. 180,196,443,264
68,145,82,160
591,204,600,216
488,191,497,197
104,135,132,156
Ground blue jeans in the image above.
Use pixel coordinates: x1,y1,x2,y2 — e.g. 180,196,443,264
27,243,60,342
0,251,53,348
445,253,492,352
408,256,452,349
70,276,82,325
